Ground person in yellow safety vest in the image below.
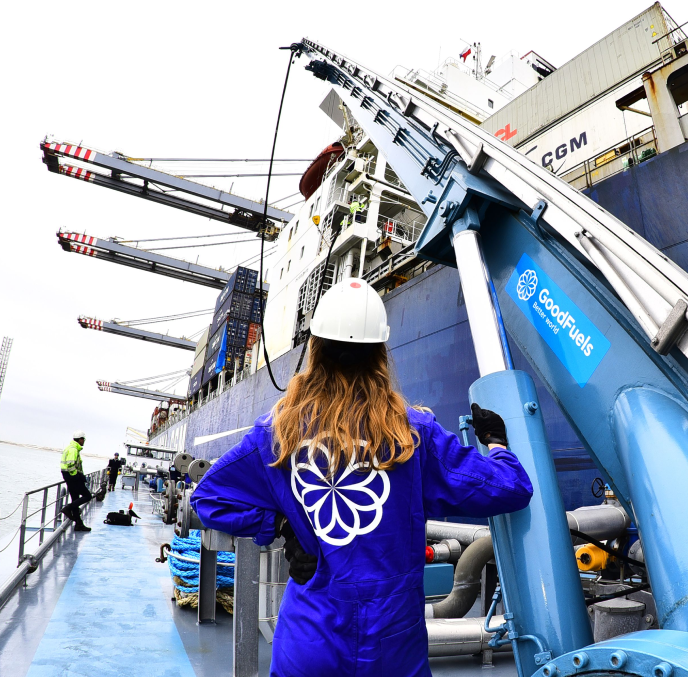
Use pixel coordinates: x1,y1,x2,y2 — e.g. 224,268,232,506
340,196,367,227
59,430,93,532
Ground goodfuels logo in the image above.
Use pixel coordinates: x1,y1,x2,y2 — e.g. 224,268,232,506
517,270,538,301
506,253,610,387
533,287,594,357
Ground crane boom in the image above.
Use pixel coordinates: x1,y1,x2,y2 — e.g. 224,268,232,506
297,39,688,676
78,317,197,351
57,230,231,289
97,380,184,402
41,140,293,240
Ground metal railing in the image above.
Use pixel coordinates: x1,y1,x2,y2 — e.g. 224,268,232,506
377,216,425,244
0,469,106,611
560,126,658,191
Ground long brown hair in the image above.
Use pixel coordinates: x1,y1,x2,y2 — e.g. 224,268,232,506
271,336,418,474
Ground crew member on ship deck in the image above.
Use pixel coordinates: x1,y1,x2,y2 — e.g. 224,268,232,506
191,278,533,677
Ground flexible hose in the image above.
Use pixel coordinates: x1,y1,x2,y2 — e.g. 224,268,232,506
258,44,304,393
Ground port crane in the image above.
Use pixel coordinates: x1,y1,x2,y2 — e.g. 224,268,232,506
41,141,293,239
78,316,197,352
289,39,688,677
57,230,232,289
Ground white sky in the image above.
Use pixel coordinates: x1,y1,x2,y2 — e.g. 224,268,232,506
0,0,675,452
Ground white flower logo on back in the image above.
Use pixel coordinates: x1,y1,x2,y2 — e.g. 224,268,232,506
517,269,538,301
291,439,390,546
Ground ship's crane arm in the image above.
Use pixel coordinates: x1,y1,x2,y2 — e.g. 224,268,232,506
297,40,688,676
78,317,197,351
57,230,231,289
41,140,293,240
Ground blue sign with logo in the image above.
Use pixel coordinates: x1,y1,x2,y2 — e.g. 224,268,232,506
505,253,610,387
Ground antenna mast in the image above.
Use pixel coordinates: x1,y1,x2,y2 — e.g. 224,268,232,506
0,337,13,401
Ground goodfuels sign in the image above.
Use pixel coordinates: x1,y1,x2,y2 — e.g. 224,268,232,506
506,253,610,387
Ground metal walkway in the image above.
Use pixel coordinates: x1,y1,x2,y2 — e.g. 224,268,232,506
0,489,516,676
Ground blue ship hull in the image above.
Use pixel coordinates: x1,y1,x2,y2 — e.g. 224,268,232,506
154,141,688,512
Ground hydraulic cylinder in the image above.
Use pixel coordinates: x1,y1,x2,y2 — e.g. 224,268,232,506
470,370,593,677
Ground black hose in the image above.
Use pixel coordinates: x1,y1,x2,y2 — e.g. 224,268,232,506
258,43,304,393
584,582,650,607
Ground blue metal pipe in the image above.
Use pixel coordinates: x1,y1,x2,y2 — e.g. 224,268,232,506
469,370,593,677
613,387,688,632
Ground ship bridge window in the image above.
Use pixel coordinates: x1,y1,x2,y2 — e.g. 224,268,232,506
488,99,494,109
280,268,284,280
287,260,291,273
288,228,293,242
300,246,305,259
294,221,299,234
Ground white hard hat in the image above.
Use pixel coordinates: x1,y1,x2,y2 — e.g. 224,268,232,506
310,278,390,343
72,430,86,440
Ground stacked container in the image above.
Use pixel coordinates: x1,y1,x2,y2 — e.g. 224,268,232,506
202,266,262,385
188,327,210,398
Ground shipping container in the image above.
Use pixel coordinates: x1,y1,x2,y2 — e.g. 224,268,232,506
211,291,254,334
202,349,221,386
250,296,266,324
188,370,204,397
244,268,259,295
480,4,670,148
247,322,261,349
214,266,261,312
194,327,210,359
191,350,205,377
227,318,250,348
208,323,226,357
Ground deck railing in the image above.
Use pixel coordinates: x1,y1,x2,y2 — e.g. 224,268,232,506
0,468,105,611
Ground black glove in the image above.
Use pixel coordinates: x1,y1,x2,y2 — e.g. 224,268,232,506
280,521,318,585
471,403,508,447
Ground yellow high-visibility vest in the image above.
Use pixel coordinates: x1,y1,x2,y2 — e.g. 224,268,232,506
60,440,83,476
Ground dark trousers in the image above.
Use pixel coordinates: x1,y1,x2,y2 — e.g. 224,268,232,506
62,471,92,522
108,473,117,489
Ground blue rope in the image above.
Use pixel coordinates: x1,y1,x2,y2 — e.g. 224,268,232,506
168,529,236,593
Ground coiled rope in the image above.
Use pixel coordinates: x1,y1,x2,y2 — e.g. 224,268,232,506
168,530,236,612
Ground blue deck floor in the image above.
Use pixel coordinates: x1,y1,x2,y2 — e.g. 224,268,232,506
0,488,516,676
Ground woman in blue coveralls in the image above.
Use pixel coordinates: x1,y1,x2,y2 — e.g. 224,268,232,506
191,278,533,677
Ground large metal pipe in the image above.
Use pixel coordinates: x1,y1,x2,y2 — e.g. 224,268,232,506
427,615,508,657
427,537,494,619
470,372,593,677
427,503,630,548
613,387,688,631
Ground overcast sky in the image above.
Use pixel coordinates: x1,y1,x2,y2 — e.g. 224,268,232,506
1,0,676,453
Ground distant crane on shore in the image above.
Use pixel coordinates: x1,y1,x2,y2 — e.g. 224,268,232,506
0,337,13,402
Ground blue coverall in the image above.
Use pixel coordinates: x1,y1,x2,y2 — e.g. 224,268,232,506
191,407,533,677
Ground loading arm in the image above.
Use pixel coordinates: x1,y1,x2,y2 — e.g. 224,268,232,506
297,40,688,677
57,230,231,289
78,316,196,351
41,140,292,240
97,380,185,403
